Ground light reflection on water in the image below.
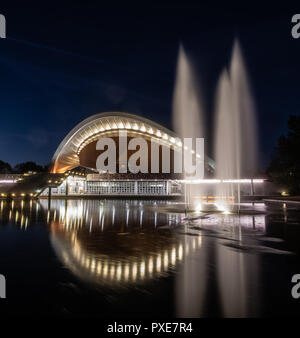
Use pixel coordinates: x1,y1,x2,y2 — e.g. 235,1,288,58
42,199,193,287
175,204,266,318
1,198,300,317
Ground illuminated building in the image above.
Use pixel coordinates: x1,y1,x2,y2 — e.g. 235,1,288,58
0,112,268,198
43,111,215,197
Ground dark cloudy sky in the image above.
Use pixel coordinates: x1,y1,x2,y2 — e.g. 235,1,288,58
0,1,299,169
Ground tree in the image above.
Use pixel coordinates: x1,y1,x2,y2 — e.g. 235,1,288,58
14,161,45,174
267,115,300,194
0,160,12,174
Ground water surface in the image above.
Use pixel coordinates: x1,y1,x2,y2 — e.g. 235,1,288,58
0,199,300,317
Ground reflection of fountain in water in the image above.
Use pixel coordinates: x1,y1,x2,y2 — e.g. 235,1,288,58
214,40,257,211
176,208,265,317
172,45,205,211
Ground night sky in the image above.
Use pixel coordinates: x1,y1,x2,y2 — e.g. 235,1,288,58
0,2,299,169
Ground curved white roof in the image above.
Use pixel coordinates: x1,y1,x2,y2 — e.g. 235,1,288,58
51,111,215,173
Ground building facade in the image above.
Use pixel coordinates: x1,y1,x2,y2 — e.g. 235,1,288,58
44,111,214,197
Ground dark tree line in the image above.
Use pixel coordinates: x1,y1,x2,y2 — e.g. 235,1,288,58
267,114,300,194
0,161,48,174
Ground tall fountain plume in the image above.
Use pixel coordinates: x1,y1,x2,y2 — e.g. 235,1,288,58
214,40,257,210
230,40,257,178
172,44,205,210
214,69,236,207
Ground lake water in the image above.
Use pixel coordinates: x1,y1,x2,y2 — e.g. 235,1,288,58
0,198,300,317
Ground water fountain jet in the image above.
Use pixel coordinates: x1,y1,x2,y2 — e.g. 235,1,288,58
214,40,257,211
172,45,205,213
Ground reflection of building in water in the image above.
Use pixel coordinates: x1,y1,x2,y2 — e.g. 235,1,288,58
51,227,202,286
0,198,270,316
40,199,202,287
0,199,40,229
41,199,185,230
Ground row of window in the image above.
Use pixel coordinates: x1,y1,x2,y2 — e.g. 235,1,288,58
137,182,167,195
86,181,168,195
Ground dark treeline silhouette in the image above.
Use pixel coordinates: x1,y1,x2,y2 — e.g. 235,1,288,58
267,114,300,194
0,160,48,174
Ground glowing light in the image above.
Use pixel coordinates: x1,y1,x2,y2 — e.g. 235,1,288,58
97,262,102,274
215,203,227,213
91,259,96,271
140,262,145,278
132,263,137,280
171,248,176,265
103,264,108,278
156,130,162,137
253,179,264,183
178,245,183,260
140,125,146,132
124,264,130,280
148,258,153,274
180,178,265,184
117,264,122,280
196,236,202,248
156,255,161,271
148,128,154,134
163,251,168,268
163,133,168,140
223,179,250,183
195,203,202,213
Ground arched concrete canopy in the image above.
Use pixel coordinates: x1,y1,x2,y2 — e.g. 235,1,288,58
51,111,215,173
